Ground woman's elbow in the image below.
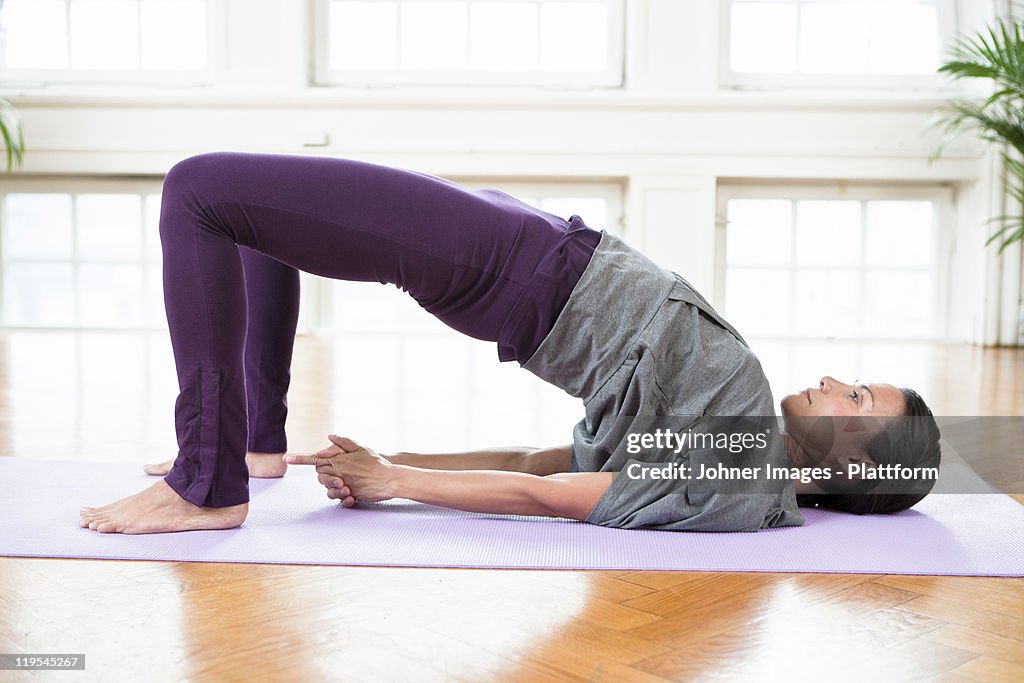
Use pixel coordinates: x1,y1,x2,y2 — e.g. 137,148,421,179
534,473,611,521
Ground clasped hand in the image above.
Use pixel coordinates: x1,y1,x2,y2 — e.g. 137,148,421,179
285,435,394,506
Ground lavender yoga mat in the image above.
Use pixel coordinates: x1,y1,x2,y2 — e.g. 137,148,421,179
1,458,1022,575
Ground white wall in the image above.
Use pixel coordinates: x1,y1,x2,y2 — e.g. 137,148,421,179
1,0,1019,344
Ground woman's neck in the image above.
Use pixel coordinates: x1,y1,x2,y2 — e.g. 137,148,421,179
780,431,831,495
780,431,807,467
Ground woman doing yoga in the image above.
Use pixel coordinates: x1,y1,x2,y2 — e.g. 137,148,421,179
79,152,941,535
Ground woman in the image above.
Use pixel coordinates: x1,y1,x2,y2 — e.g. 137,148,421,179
79,153,941,535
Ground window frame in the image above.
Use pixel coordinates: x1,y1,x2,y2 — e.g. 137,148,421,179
714,181,956,341
0,0,224,87
718,0,960,92
311,0,625,89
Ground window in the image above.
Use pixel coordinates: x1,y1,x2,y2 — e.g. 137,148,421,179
0,179,165,328
0,0,217,85
716,184,953,340
721,0,954,90
323,181,620,451
314,0,624,87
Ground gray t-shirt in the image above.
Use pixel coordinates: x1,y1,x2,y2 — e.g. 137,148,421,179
522,232,804,532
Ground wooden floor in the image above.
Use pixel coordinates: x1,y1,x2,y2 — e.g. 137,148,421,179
1,334,1022,682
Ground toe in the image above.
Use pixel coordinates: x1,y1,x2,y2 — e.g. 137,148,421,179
143,459,173,476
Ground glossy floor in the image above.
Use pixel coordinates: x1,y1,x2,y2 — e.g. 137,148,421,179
0,331,1021,682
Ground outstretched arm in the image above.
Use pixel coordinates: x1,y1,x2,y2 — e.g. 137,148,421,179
384,468,613,520
285,436,610,521
386,444,571,476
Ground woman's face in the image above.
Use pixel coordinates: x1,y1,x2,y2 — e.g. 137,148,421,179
780,376,907,467
780,376,905,418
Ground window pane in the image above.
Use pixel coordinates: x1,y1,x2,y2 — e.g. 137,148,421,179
77,194,143,261
2,0,68,69
78,264,146,327
145,193,163,263
146,263,166,328
730,0,942,78
329,1,398,70
865,201,933,267
324,0,617,82
4,194,74,260
470,1,538,71
726,268,790,336
726,199,792,266
863,270,933,337
799,3,870,74
730,2,797,73
332,281,401,330
4,263,76,326
70,0,139,70
793,269,861,337
724,190,943,340
541,2,608,72
869,3,939,75
400,1,467,70
331,280,447,333
140,0,207,70
794,200,861,267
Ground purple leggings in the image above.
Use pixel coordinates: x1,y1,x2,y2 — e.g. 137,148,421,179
159,152,600,507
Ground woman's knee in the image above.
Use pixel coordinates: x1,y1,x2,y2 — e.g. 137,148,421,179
161,152,233,200
159,152,248,241
158,154,232,249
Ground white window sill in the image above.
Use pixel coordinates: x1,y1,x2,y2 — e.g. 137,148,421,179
0,83,964,112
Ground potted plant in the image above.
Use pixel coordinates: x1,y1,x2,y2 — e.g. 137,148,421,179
933,15,1024,252
0,96,23,171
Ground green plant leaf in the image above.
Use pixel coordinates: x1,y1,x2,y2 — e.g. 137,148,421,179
989,225,1024,253
982,215,1024,251
0,113,14,171
939,18,1024,102
0,97,26,171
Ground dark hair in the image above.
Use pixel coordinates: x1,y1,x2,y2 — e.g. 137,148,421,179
796,388,941,515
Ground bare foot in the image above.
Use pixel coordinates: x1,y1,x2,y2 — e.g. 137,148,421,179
144,452,288,478
79,480,247,534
